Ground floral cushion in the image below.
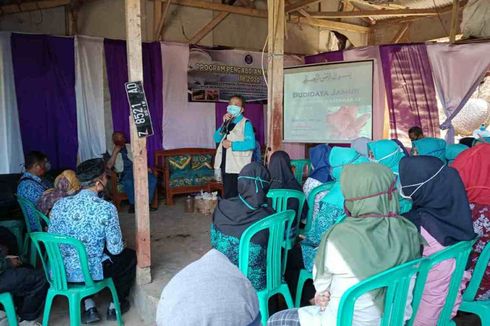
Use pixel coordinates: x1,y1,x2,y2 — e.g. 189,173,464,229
168,155,191,174
169,170,214,188
191,154,213,170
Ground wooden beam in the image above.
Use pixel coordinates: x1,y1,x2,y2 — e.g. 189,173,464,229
390,22,410,43
449,0,459,43
125,0,152,285
291,15,370,33
189,11,230,44
153,0,162,40
0,0,70,15
308,8,440,19
285,0,321,13
267,0,285,154
156,0,268,18
154,0,172,40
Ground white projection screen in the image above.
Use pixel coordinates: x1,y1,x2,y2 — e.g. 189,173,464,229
283,60,374,143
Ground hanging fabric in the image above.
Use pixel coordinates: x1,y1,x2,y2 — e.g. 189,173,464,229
75,36,106,162
11,33,78,169
0,32,24,173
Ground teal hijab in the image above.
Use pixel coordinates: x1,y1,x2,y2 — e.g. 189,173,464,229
368,139,412,213
320,147,368,210
446,144,468,165
367,140,405,174
412,137,447,163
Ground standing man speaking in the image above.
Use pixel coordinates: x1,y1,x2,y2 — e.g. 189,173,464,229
214,95,256,199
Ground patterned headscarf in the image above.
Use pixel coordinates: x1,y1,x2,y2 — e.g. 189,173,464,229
37,170,81,214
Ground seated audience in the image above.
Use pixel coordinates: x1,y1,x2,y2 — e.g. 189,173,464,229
445,144,469,165
409,126,424,141
302,144,332,222
106,132,157,213
49,158,136,323
285,147,367,306
411,137,447,163
269,163,422,325
367,139,411,214
37,169,80,215
268,151,307,233
156,249,261,326
399,156,476,326
350,137,370,157
210,163,274,290
17,151,50,231
453,144,490,301
0,230,48,326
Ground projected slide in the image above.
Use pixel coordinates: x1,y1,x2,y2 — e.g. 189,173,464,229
284,60,373,143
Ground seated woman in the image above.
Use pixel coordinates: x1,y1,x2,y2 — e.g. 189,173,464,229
156,249,261,326
269,163,422,326
37,169,81,216
285,147,367,306
367,139,411,214
268,151,307,234
453,144,490,301
399,156,476,326
445,144,468,165
411,137,447,163
302,144,332,222
210,162,274,290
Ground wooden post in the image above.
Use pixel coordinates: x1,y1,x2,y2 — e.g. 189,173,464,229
125,0,152,285
266,0,285,154
449,0,459,43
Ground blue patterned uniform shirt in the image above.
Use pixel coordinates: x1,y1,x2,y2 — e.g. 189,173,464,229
17,172,47,231
48,189,124,282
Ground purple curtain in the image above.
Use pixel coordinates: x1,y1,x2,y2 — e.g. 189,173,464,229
304,50,344,64
104,39,164,167
215,103,264,146
11,34,78,169
380,44,439,140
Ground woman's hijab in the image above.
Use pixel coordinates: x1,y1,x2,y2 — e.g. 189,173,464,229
412,137,447,162
308,144,332,183
399,156,476,246
320,147,368,209
459,137,476,148
213,163,274,244
453,143,490,205
350,137,371,157
268,151,302,191
445,144,469,165
37,170,80,215
367,139,406,174
392,139,410,157
315,163,422,308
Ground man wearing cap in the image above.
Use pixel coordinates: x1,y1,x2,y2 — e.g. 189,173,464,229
48,158,136,323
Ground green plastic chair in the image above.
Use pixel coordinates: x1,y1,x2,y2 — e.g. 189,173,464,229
337,257,422,326
0,219,25,254
16,196,50,265
239,210,295,325
290,159,311,184
295,269,313,307
407,239,476,326
459,242,490,325
29,232,123,326
301,182,334,235
0,292,18,326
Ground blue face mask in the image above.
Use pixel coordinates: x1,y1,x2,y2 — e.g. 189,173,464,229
227,105,242,117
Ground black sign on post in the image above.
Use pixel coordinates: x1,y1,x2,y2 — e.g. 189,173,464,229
125,81,154,138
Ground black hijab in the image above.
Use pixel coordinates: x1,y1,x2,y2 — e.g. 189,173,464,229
399,156,475,246
268,151,302,191
213,163,274,245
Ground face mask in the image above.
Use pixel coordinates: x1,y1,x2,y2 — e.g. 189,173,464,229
344,177,398,217
227,105,242,117
480,124,486,131
369,148,402,163
399,164,445,199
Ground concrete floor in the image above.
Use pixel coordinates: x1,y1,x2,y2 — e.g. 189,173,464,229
48,196,212,325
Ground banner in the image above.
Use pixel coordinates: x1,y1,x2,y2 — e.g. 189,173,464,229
188,47,268,103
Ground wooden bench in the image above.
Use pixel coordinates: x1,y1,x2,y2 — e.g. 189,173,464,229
154,148,223,206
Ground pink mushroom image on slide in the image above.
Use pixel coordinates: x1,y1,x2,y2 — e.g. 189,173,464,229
325,105,371,140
